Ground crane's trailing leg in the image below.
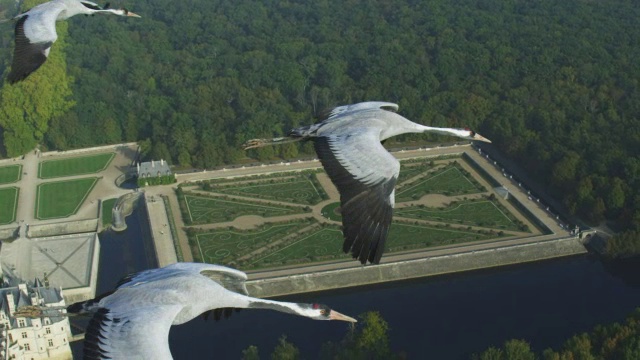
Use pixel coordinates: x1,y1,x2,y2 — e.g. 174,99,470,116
243,136,304,150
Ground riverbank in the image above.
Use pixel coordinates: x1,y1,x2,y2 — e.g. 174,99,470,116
247,235,587,297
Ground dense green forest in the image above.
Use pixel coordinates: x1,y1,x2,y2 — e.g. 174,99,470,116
474,308,640,360
0,0,638,231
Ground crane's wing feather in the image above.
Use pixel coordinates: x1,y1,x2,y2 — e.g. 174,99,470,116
84,303,182,360
316,102,399,122
7,15,55,84
314,130,399,264
117,263,249,295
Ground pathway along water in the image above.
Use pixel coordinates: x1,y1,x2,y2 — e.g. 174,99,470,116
72,206,640,359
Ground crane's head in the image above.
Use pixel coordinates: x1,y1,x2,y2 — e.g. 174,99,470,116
299,303,357,322
79,1,140,17
104,7,141,17
451,128,492,143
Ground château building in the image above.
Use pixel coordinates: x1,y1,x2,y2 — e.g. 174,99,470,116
0,278,72,360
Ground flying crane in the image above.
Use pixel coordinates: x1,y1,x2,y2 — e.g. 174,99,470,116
6,0,140,84
244,101,492,264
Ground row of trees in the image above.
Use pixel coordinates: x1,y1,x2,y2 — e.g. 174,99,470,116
241,311,404,360
1,0,639,231
239,308,640,359
474,308,640,360
605,230,640,259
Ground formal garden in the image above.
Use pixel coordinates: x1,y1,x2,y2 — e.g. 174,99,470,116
179,155,538,270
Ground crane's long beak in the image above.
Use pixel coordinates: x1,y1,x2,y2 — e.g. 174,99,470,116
126,11,141,18
473,133,492,143
329,310,357,323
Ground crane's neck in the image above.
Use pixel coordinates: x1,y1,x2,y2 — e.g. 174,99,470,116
415,124,470,138
246,298,309,317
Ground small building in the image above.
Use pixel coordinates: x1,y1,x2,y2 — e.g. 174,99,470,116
136,159,172,179
136,159,175,187
0,278,72,360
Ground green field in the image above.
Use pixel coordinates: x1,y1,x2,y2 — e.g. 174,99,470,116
321,202,342,222
249,228,347,268
101,198,117,227
397,162,436,184
207,177,325,205
183,194,304,224
245,222,499,269
36,178,99,219
386,222,497,250
396,201,522,231
39,153,115,179
0,165,22,185
193,222,310,264
0,187,19,224
396,165,484,201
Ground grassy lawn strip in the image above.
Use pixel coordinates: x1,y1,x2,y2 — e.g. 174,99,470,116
0,187,19,224
395,200,523,231
36,178,99,219
183,194,306,224
101,198,117,227
191,222,310,264
248,227,347,268
38,153,114,179
206,177,325,205
245,222,500,270
396,164,484,201
0,165,22,185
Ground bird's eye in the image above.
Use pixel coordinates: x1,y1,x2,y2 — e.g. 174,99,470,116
320,309,328,316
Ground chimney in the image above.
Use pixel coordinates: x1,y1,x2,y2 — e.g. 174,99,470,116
152,160,155,168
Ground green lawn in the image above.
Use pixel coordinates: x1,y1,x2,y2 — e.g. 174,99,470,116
0,187,19,224
183,194,304,224
395,201,522,231
0,165,22,185
193,222,309,264
38,153,115,179
36,178,99,219
397,162,436,184
396,165,484,201
208,178,325,205
101,198,117,227
245,222,499,269
386,223,497,250
321,202,342,222
249,228,347,268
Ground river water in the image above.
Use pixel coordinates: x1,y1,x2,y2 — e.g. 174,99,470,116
72,208,640,359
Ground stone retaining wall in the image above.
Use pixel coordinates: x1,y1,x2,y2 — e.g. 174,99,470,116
0,226,19,241
28,219,99,238
246,236,586,298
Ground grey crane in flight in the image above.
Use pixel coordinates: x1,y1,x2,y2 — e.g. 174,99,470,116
6,0,140,84
16,263,356,359
244,101,492,264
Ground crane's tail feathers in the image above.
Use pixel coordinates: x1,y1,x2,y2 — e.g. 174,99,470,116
242,137,302,150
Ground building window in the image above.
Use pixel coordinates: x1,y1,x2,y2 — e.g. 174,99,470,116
21,332,27,339
18,319,25,327
48,339,53,347
24,343,30,351
45,327,51,334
